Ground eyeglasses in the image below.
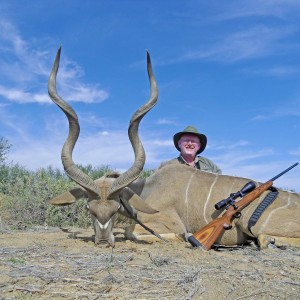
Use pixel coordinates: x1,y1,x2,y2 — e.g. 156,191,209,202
180,138,200,145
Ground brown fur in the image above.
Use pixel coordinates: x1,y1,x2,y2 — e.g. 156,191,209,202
51,163,300,249
127,164,300,249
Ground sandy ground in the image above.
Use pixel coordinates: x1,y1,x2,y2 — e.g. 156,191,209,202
0,226,299,300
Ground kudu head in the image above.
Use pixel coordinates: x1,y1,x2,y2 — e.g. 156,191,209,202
48,47,158,247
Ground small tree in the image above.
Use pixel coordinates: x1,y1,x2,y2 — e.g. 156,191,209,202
0,137,11,164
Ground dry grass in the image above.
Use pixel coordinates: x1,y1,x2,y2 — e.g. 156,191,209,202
0,227,299,299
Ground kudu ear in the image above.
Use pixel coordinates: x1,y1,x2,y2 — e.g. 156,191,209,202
121,187,158,214
48,187,87,206
128,194,158,214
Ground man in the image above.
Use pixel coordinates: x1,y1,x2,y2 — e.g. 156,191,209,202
160,125,221,174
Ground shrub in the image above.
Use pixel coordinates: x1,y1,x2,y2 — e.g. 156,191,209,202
0,163,154,229
0,164,76,227
0,137,11,164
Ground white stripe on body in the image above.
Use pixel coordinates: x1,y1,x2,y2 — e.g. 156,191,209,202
185,172,195,204
203,175,218,223
184,171,196,233
259,192,291,233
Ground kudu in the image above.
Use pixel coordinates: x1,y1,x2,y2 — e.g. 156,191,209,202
49,48,300,249
48,47,159,247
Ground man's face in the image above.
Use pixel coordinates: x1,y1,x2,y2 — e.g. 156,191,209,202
178,134,201,157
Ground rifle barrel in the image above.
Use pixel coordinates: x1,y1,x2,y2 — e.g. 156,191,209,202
269,162,299,182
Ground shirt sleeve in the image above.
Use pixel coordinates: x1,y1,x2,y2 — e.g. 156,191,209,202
197,156,222,174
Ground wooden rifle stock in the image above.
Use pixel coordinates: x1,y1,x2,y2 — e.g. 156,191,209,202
188,181,273,250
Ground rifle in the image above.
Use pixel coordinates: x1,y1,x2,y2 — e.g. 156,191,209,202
188,162,299,250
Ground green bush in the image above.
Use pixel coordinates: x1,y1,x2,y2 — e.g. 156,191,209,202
0,163,153,229
0,164,110,228
0,164,75,227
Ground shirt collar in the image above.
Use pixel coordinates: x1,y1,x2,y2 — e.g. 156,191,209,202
179,155,198,167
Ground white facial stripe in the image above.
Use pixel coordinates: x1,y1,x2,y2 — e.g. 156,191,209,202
96,218,111,230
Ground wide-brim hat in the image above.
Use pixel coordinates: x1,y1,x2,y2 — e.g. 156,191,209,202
173,125,207,154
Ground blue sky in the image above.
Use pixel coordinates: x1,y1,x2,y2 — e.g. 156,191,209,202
0,0,299,192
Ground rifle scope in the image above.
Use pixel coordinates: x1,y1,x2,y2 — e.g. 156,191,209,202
214,181,256,210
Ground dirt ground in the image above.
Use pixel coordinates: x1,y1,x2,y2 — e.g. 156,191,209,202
0,226,299,300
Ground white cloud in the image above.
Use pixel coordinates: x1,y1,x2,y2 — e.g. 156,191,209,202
221,160,300,193
246,66,299,78
0,85,49,103
251,100,300,121
215,148,275,171
213,0,300,21
60,83,109,104
156,118,178,125
7,129,131,170
151,139,173,147
212,140,249,150
289,148,300,156
0,20,109,104
100,131,109,136
184,26,295,63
